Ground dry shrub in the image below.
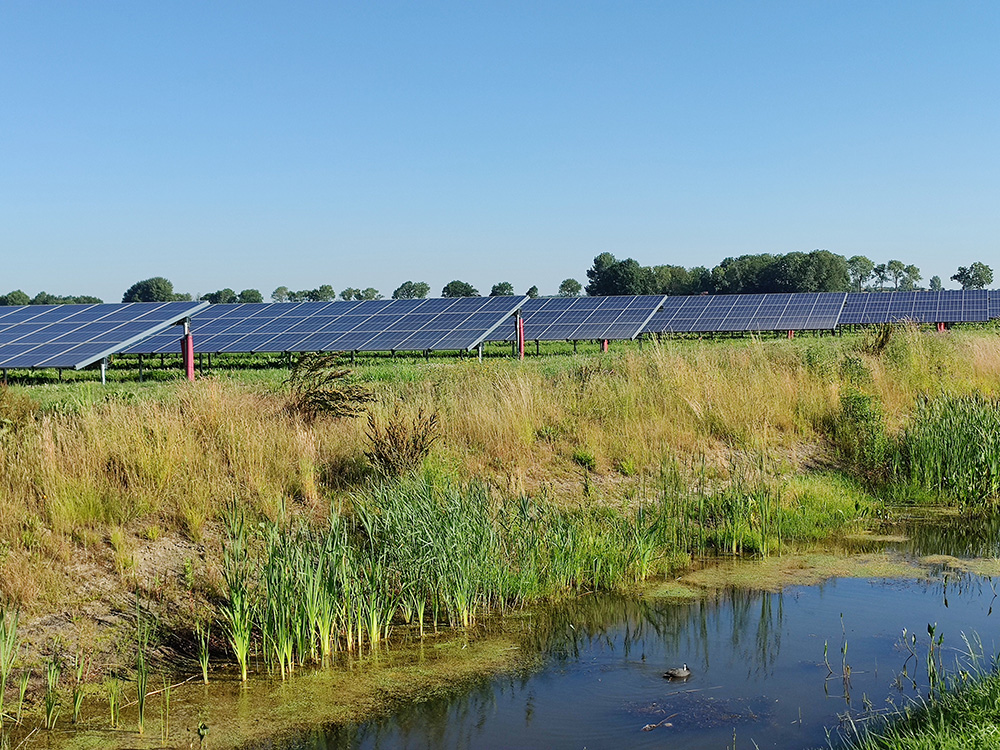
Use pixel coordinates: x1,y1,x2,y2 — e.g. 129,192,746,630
365,404,439,476
284,353,373,422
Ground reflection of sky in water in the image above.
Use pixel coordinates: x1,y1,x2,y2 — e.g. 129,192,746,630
265,574,996,750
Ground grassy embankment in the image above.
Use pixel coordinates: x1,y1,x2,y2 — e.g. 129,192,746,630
2,325,1000,737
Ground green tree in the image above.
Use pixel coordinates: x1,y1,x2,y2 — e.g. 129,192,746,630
339,287,361,301
847,256,875,292
952,262,994,290
0,290,30,305
558,278,582,297
392,281,430,299
201,288,237,304
122,277,178,303
886,260,906,290
442,280,479,297
310,285,336,302
585,252,619,296
900,265,921,291
359,287,382,300
271,286,290,302
585,254,654,295
929,275,942,291
238,288,263,303
490,282,515,296
872,264,889,291
525,285,539,298
711,254,777,294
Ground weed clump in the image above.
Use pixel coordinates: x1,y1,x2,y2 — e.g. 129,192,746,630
285,353,373,423
833,389,890,484
365,403,439,476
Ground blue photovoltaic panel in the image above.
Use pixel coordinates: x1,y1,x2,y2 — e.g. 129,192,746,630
989,291,1000,320
838,291,989,325
0,302,208,370
487,296,667,341
644,293,846,333
123,297,528,354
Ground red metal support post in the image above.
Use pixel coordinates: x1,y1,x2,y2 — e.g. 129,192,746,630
517,316,525,360
601,339,609,353
181,319,195,381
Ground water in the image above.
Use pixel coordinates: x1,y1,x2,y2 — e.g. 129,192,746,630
257,576,994,749
219,513,998,750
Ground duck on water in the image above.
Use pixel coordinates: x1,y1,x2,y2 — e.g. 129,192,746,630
663,664,691,680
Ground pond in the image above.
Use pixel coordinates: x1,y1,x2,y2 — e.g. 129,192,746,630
254,517,999,750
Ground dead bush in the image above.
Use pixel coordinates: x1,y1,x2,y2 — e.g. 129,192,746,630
284,354,373,423
365,404,439,476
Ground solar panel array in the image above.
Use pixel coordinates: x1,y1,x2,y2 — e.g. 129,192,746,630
0,302,208,369
487,295,667,342
838,290,989,325
123,297,528,355
643,293,848,333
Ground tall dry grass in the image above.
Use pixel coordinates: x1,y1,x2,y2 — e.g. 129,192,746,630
2,328,1000,606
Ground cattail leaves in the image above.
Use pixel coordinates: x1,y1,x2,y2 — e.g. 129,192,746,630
898,394,1000,504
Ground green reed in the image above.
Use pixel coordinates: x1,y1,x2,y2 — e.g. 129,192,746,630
72,653,86,723
106,678,122,729
210,469,812,679
221,502,254,681
0,607,19,731
134,602,150,734
43,658,60,730
195,619,211,684
16,670,29,725
898,394,1000,504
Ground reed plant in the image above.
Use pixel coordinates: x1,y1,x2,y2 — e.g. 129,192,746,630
43,658,60,730
72,653,86,723
134,604,150,734
896,394,1000,504
195,619,211,684
0,607,19,731
105,678,122,729
16,670,28,725
160,672,171,744
220,503,254,681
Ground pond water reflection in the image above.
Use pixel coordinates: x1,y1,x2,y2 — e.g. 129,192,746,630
254,518,998,750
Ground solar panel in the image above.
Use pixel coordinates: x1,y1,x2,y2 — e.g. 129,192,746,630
989,291,1000,320
123,297,528,354
487,295,667,341
838,291,990,325
0,301,208,369
644,293,846,333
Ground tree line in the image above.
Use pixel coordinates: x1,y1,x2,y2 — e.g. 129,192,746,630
0,256,994,308
582,252,994,296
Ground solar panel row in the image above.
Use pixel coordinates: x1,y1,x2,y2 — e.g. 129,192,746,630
2,290,997,372
643,293,848,333
0,302,208,370
838,290,989,325
123,297,528,355
486,295,667,342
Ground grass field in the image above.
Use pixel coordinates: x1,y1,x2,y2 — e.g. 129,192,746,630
2,324,1000,732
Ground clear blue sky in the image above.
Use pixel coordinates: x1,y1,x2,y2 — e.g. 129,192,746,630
2,1,997,301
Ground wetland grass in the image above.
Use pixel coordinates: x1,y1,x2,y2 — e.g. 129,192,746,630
896,394,1000,504
195,619,210,684
43,658,60,730
0,608,18,730
213,470,840,680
